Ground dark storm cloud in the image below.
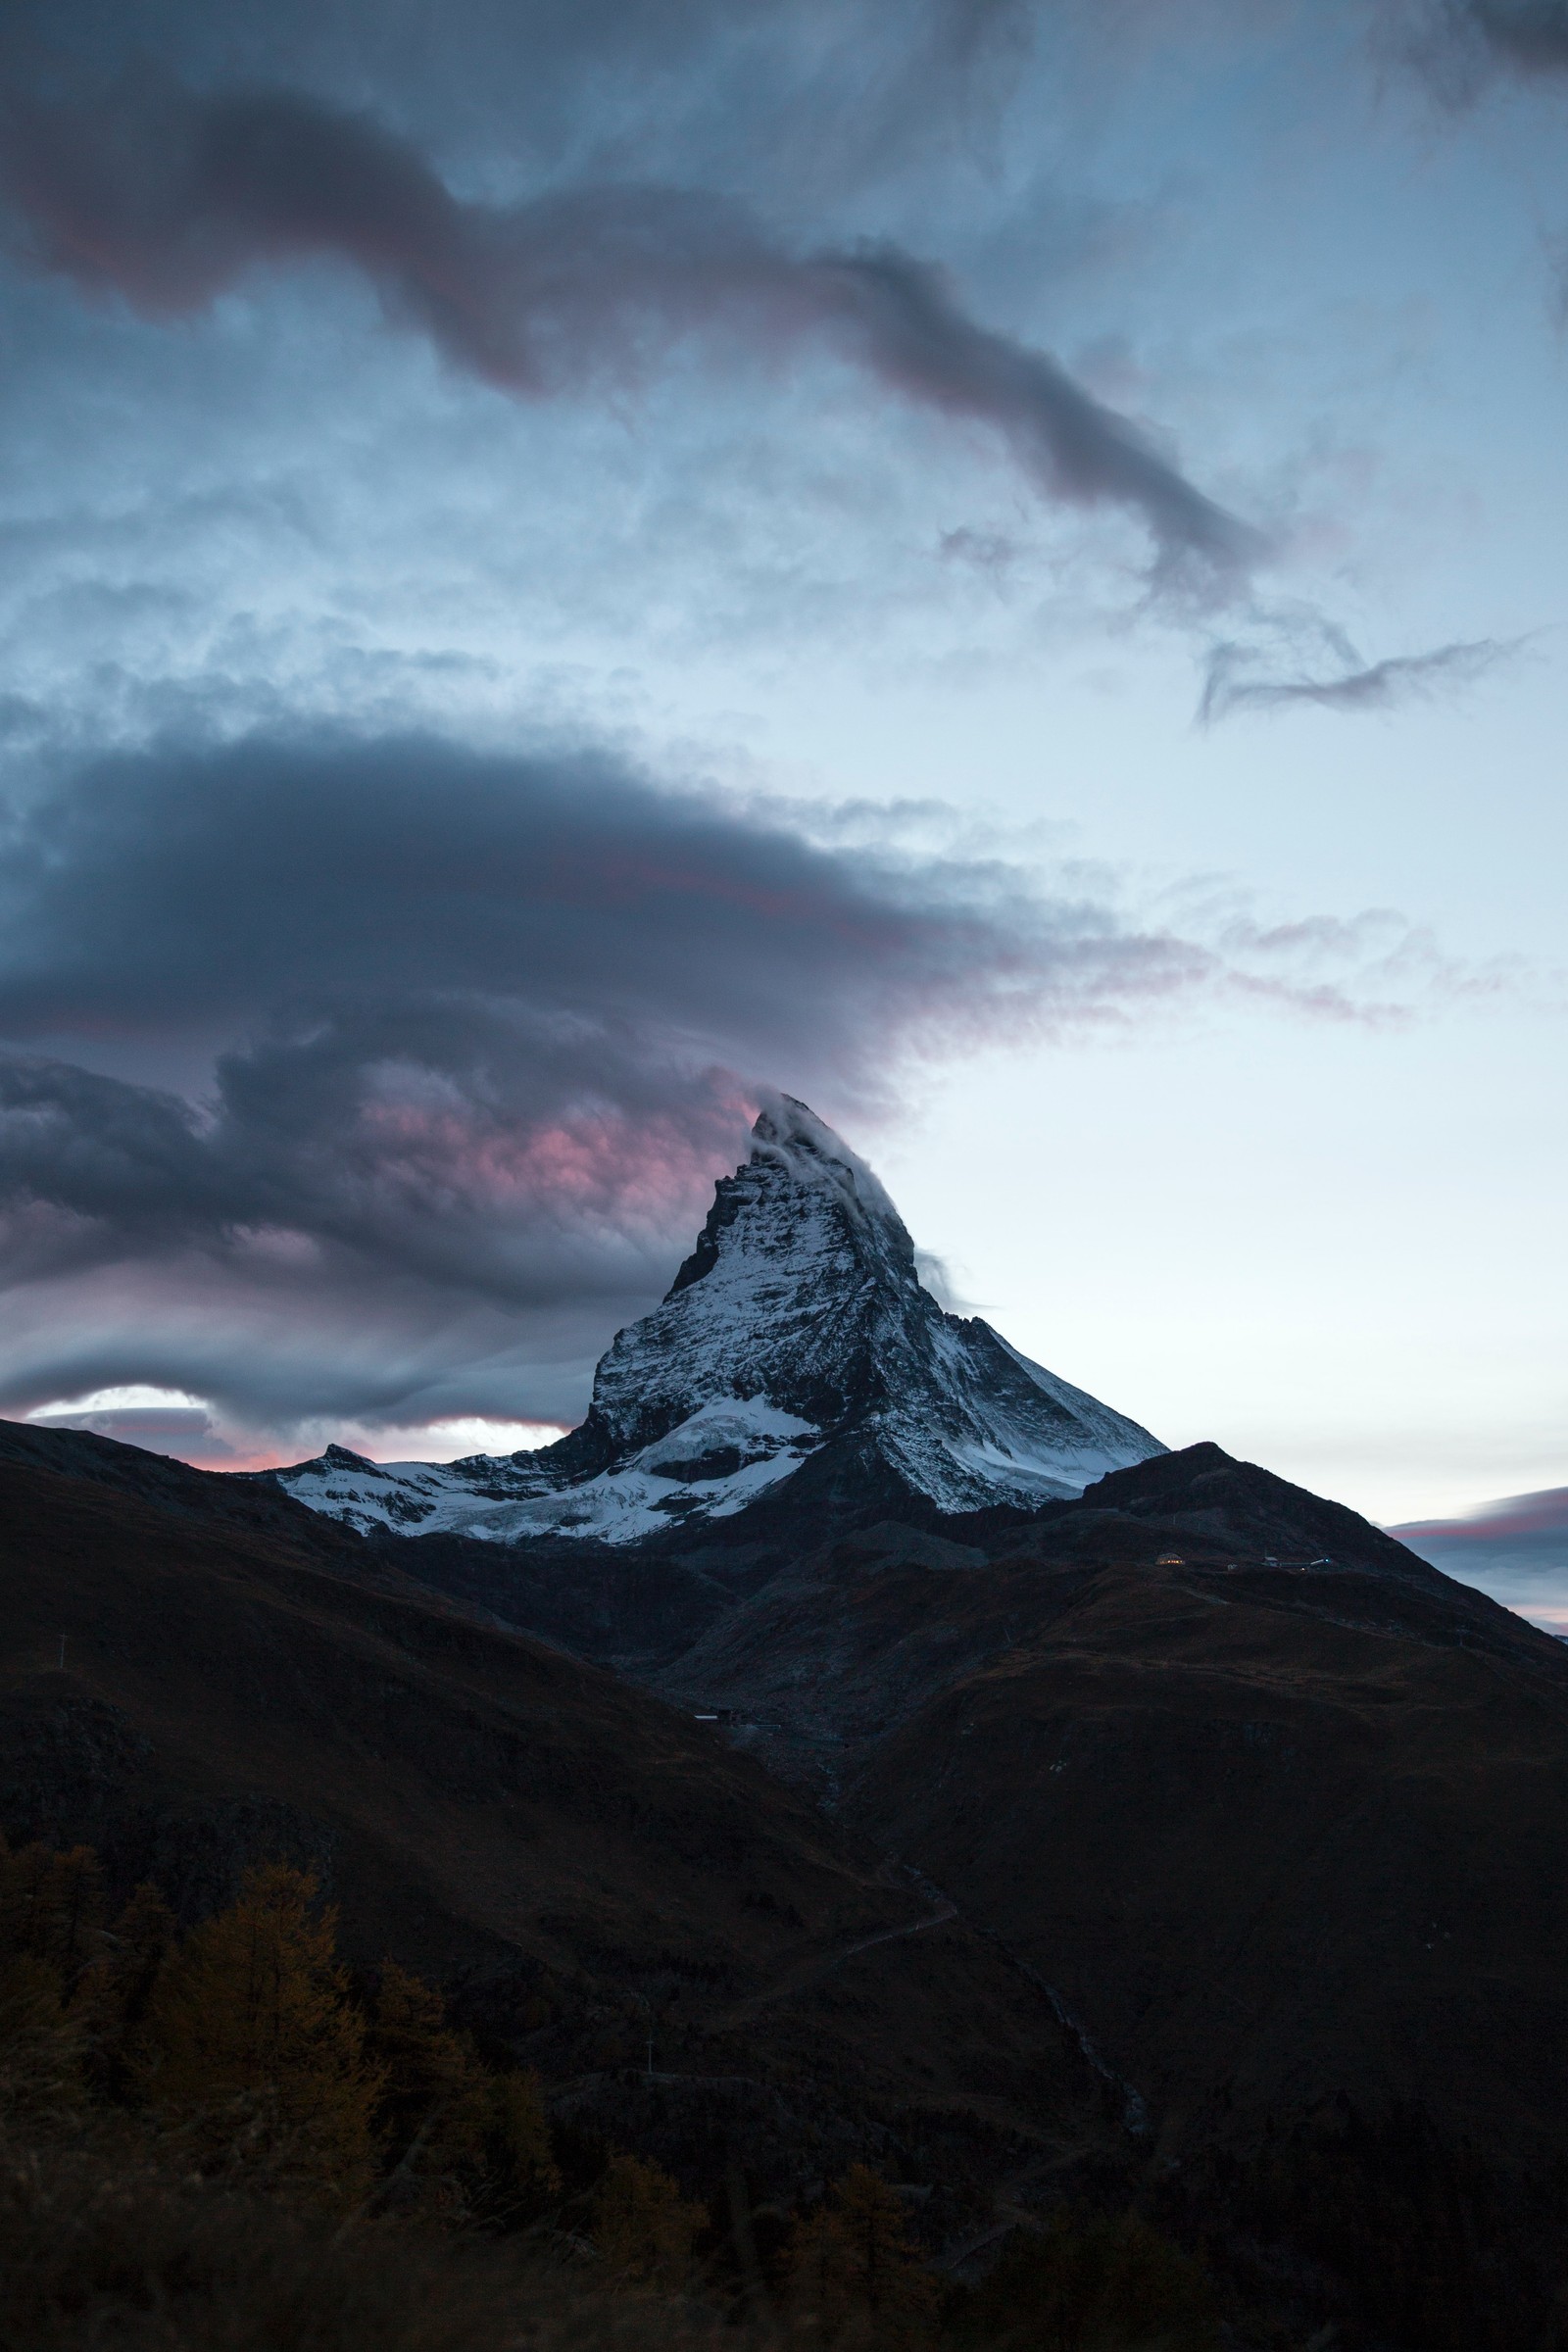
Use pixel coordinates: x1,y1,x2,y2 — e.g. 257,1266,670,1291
1389,0,1568,113
0,728,1200,1423
0,725,1423,1435
0,0,1030,98
1467,1,1568,69
0,75,1256,580
0,732,1195,1056
0,1016,745,1306
1198,634,1514,724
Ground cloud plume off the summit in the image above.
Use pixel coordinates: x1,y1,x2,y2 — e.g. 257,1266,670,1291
0,74,1255,579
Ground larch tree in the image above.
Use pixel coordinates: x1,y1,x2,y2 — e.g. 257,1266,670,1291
0,1837,109,2117
592,2153,709,2292
366,1959,490,2212
478,2066,561,2225
786,2164,939,2344
134,1863,379,2207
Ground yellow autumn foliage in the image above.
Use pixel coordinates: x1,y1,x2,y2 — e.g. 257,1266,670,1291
483,2065,561,2220
593,2152,708,2292
135,1863,379,2206
786,2164,939,2344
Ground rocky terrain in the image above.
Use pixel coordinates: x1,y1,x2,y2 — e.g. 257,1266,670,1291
269,1099,1163,1545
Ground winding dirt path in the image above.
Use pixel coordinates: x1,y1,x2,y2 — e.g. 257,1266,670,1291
712,1897,958,2027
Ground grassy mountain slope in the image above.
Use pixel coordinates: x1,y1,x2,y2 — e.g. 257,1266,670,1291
0,1422,1114,2228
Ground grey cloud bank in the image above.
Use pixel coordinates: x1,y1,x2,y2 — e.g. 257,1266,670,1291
0,729,1199,1438
1393,1485,1568,1625
0,728,1451,1445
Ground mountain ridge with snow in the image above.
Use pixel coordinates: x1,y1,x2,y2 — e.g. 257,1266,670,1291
270,1097,1164,1544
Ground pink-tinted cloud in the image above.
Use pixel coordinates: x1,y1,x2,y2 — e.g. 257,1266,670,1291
1395,1486,1568,1546
0,725,1493,1439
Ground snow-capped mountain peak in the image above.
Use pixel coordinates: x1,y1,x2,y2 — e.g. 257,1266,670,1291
744,1093,905,1235
271,1098,1164,1544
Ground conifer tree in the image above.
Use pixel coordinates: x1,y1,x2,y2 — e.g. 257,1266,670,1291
0,1950,84,2120
106,1882,176,2030
0,1838,106,1979
365,1960,489,2212
786,2164,939,2344
478,2068,561,2225
592,2153,708,2291
135,1863,379,2207
0,1837,107,2116
94,1881,177,2100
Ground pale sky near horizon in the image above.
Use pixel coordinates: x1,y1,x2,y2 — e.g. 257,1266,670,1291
0,0,1563,1529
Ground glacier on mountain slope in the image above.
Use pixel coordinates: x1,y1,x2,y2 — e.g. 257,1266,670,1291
278,1395,820,1544
272,1096,1164,1544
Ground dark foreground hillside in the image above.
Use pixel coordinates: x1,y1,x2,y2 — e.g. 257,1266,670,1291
650,1446,1568,2169
0,1425,1118,2239
6,1417,1568,2345
851,1524,1568,2172
636,1445,1568,2344
644,1448,1568,2154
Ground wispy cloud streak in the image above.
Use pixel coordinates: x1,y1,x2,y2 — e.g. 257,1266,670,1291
1199,630,1515,724
0,74,1257,580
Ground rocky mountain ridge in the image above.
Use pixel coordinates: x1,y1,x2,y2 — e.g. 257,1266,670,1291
271,1098,1165,1544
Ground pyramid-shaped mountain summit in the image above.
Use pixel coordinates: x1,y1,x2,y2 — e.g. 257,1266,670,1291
275,1097,1164,1544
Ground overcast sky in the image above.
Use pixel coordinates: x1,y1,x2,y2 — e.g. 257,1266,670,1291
0,0,1563,1523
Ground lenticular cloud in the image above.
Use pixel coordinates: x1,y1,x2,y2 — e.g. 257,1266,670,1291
0,725,1192,1439
0,724,1468,1444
